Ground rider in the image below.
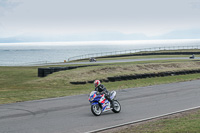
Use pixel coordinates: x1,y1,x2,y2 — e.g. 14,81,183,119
94,80,114,108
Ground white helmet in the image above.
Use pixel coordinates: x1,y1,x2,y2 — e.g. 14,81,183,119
94,80,101,87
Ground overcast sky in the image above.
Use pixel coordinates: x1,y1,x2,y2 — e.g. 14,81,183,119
0,0,200,42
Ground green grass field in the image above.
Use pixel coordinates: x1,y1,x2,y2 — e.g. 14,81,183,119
110,108,200,133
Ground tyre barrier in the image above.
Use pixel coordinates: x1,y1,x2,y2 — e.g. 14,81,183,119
114,76,121,81
70,69,200,85
38,67,69,77
131,75,137,79
38,68,45,77
121,75,128,80
136,74,142,79
68,66,78,70
70,81,86,85
165,72,172,76
103,79,109,82
88,80,95,83
159,72,166,77
38,65,100,77
127,75,134,80
38,68,51,77
107,77,116,82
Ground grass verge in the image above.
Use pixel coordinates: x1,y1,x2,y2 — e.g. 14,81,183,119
108,108,200,133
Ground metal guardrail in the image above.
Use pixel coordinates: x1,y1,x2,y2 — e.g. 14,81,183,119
68,45,200,61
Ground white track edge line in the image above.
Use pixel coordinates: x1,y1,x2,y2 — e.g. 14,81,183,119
86,105,200,133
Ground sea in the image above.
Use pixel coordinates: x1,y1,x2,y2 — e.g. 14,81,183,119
0,39,200,66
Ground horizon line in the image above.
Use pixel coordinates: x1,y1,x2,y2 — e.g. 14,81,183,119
0,39,200,46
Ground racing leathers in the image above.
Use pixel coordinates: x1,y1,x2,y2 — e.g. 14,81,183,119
95,84,114,108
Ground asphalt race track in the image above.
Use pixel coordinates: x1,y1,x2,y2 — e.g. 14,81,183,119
27,57,199,66
67,57,199,65
0,80,200,133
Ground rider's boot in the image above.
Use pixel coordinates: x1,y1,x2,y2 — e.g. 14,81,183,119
107,98,114,108
110,100,114,108
105,93,114,108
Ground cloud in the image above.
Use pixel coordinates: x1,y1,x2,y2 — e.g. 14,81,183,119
0,0,21,16
1,0,200,40
189,0,200,9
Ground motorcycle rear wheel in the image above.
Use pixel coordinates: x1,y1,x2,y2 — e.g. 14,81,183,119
112,100,121,113
91,104,102,116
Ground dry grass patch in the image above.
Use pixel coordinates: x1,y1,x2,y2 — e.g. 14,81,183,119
32,61,200,84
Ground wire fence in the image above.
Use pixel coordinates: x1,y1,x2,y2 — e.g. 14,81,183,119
68,45,200,61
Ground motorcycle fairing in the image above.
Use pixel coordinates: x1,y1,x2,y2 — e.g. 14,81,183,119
91,101,99,105
110,91,116,100
89,91,113,112
102,100,111,111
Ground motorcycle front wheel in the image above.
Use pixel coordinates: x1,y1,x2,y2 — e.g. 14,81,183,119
112,100,121,113
91,104,102,116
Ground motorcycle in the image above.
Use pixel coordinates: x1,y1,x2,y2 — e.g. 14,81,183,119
88,90,121,116
89,57,96,62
